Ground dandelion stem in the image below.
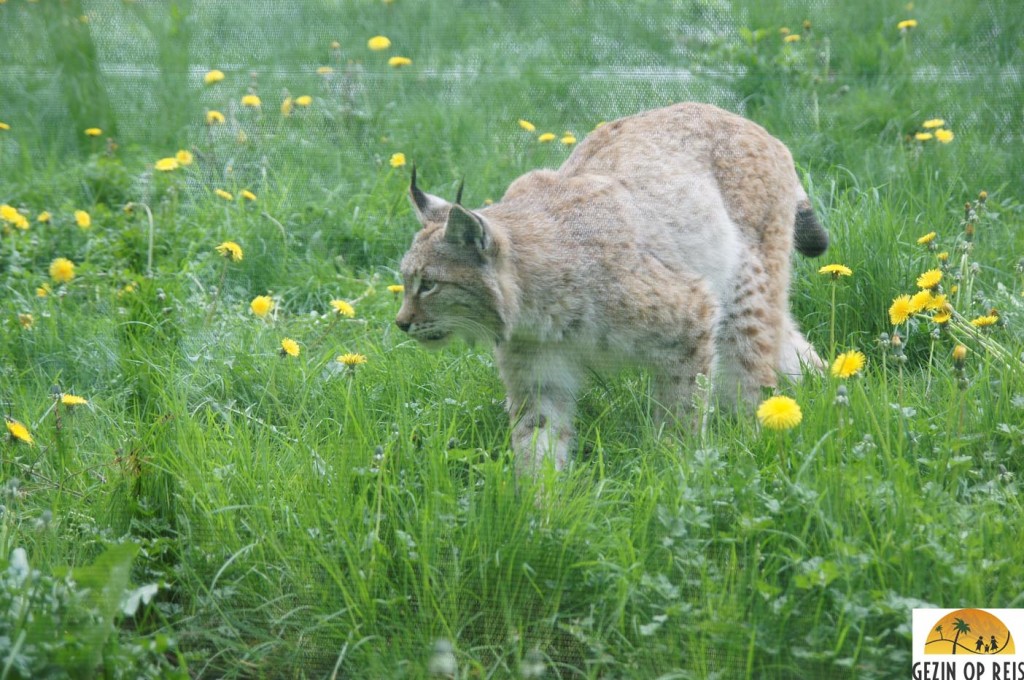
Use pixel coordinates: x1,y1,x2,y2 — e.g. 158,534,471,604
127,202,156,277
898,359,904,405
948,312,1023,379
308,314,341,352
829,281,837,360
925,336,935,395
205,259,229,325
261,211,288,254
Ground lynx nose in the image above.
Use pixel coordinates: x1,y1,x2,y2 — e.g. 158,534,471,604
396,318,411,333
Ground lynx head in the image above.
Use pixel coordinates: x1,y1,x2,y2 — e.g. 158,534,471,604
396,168,511,348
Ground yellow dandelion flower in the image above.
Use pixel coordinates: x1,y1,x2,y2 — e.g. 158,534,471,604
926,293,948,311
337,353,368,367
250,295,274,317
176,149,194,165
155,157,179,172
831,350,866,379
783,34,801,43
74,210,91,229
215,189,234,201
889,294,914,325
6,418,33,445
388,56,413,67
969,315,998,328
1,204,19,222
317,66,334,75
931,309,952,324
935,129,954,144
0,205,29,230
241,94,261,108
330,40,341,50
915,132,933,141
281,97,293,116
387,284,404,295
204,69,225,85
37,283,51,298
518,119,536,132
909,289,934,313
897,19,918,30
240,189,257,202
295,95,313,107
916,231,936,245
561,134,577,145
368,35,392,51
215,241,243,262
84,127,103,137
916,268,942,290
936,251,949,261
779,27,791,35
18,313,34,330
280,338,300,357
60,394,88,407
952,344,968,363
538,133,556,143
0,122,10,131
330,299,355,317
756,395,802,430
922,118,945,129
207,110,226,125
37,211,51,223
390,152,407,168
49,257,76,283
818,263,853,278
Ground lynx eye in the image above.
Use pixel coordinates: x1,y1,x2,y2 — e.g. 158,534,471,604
416,278,439,296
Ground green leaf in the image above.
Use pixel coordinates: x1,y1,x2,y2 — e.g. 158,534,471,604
53,542,141,675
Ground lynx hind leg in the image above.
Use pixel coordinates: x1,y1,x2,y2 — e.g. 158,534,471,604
714,261,785,410
777,313,824,380
497,347,582,475
647,278,719,433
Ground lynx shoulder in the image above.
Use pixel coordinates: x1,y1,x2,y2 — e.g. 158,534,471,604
396,102,827,474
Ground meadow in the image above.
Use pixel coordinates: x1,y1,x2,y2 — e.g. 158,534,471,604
1,0,1023,677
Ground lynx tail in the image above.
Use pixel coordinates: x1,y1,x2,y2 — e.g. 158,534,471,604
794,199,828,257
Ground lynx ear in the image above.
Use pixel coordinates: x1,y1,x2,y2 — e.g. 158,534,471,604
409,166,451,226
444,204,490,253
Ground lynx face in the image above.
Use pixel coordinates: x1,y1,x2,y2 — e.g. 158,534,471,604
396,216,505,348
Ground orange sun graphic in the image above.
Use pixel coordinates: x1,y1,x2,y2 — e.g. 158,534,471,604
925,609,1015,655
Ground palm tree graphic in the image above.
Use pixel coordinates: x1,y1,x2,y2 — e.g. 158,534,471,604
951,618,972,654
935,625,944,641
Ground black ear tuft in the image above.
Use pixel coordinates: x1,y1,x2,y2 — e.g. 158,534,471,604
408,167,454,227
444,204,489,251
455,178,465,206
410,165,429,214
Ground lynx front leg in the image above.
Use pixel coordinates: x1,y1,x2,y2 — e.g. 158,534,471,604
496,346,583,475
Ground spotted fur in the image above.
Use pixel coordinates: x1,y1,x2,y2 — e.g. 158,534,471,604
397,102,826,474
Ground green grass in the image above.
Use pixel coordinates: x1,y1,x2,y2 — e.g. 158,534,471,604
2,0,1024,677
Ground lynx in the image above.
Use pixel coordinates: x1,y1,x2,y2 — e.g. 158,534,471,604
396,102,828,473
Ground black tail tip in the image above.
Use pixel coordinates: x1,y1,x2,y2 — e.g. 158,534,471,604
795,207,828,257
